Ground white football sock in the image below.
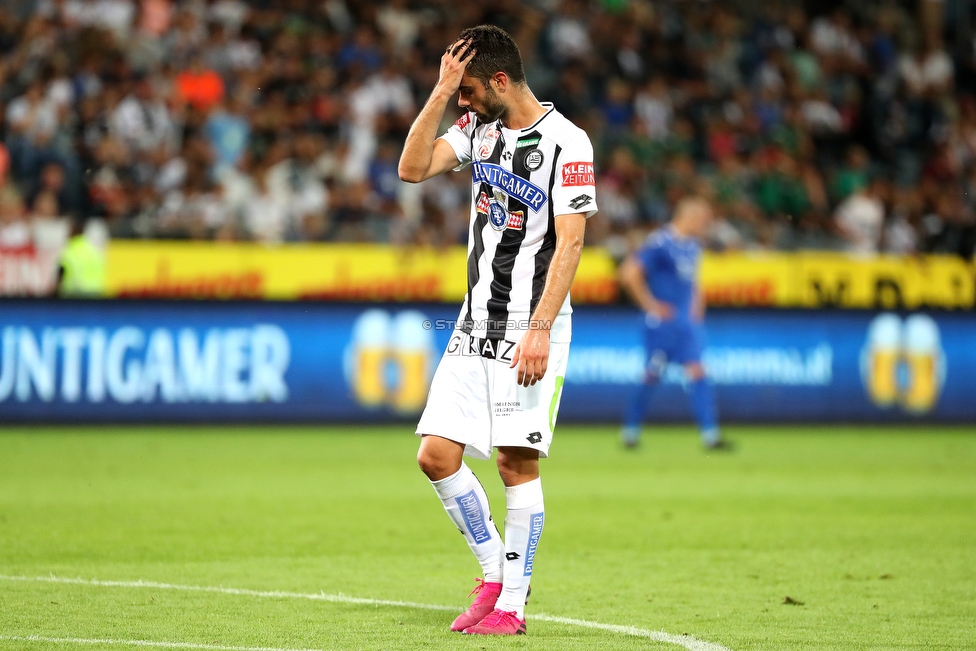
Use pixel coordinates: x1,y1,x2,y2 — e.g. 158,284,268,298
430,463,504,583
495,478,544,618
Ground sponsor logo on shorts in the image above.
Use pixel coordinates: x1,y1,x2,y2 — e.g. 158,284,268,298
505,552,521,561
523,512,545,576
455,490,492,545
526,431,543,444
493,401,521,417
561,162,594,186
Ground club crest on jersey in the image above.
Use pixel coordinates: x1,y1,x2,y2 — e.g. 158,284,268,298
477,192,524,231
471,162,548,213
524,149,544,171
478,126,501,160
487,199,508,230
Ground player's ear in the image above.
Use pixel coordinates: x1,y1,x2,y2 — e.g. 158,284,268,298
492,72,508,93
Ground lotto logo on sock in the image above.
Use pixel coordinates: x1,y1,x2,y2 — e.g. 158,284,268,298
522,512,545,577
455,490,492,545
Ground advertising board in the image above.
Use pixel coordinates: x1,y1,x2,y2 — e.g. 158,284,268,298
1,302,972,423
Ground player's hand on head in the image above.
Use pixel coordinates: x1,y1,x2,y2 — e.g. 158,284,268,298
437,39,475,94
510,328,550,387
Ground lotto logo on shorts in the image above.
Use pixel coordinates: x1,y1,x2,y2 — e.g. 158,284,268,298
455,490,493,545
522,512,545,576
561,162,594,186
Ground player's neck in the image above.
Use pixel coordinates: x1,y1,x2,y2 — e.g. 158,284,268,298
670,223,689,239
498,89,547,131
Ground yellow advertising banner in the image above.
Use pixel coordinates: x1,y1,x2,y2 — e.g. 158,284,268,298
105,242,976,309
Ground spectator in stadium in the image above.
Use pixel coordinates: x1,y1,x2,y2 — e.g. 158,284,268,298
0,0,970,258
175,53,224,112
0,185,29,247
834,176,887,254
58,216,107,297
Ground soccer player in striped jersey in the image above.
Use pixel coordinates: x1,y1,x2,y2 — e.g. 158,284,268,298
618,197,730,450
398,25,597,636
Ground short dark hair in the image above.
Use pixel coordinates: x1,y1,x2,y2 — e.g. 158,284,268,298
456,25,525,86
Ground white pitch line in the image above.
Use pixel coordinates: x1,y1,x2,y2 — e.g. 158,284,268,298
0,635,323,651
0,575,733,651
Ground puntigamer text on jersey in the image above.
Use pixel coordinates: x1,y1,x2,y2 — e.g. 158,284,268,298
471,162,548,213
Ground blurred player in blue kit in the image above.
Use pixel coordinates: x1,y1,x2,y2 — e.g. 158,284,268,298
618,197,730,450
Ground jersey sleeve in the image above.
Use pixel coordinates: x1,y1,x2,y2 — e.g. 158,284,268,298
436,112,475,171
551,133,598,219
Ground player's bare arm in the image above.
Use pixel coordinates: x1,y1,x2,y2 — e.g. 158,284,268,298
618,256,674,320
510,213,586,388
398,39,475,183
691,284,706,323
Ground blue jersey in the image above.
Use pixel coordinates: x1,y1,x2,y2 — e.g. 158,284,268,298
635,227,701,321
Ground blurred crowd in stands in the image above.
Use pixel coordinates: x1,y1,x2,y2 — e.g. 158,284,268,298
0,0,975,258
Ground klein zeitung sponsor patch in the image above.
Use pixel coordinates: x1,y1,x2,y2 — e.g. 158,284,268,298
561,162,595,186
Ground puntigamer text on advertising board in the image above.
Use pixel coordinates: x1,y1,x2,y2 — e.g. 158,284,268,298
1,302,973,423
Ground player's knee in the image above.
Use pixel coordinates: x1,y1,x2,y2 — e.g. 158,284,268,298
685,363,706,381
417,447,454,481
496,449,540,486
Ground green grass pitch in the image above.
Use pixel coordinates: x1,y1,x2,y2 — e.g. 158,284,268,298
1,425,974,651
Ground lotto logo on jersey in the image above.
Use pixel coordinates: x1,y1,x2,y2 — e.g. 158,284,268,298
561,162,595,186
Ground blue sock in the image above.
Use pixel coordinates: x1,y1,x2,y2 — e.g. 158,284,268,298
624,379,657,442
688,378,720,444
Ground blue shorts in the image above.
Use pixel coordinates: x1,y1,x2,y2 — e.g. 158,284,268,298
641,316,705,373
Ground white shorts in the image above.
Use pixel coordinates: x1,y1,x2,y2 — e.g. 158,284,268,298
416,330,569,460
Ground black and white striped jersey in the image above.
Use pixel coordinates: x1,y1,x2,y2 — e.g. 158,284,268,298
439,103,598,343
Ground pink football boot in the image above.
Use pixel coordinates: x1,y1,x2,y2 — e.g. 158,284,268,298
450,579,502,632
462,608,527,636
